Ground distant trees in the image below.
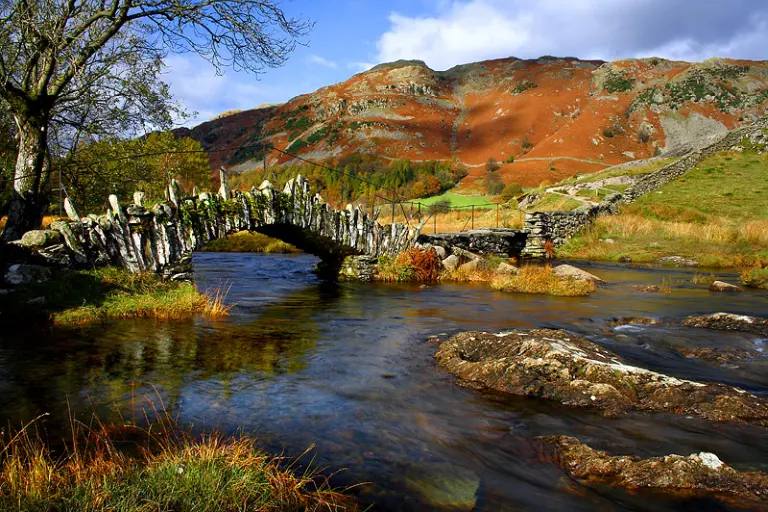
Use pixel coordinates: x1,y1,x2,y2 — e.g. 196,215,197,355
0,0,311,240
63,133,211,211
484,171,504,195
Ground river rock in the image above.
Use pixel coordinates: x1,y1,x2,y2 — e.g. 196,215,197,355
552,264,605,283
459,258,489,272
542,436,768,505
434,329,768,425
404,463,479,510
681,313,768,337
658,256,698,267
710,280,742,292
4,264,52,285
496,262,519,275
20,229,62,248
442,255,459,271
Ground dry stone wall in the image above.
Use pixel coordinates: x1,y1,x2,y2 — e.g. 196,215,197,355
13,175,416,275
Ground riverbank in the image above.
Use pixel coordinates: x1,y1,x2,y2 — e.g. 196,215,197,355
0,414,355,511
0,267,228,326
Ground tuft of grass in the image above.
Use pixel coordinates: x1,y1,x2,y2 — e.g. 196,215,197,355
741,267,768,289
202,231,299,253
0,267,230,326
0,410,357,511
692,273,717,286
490,266,595,297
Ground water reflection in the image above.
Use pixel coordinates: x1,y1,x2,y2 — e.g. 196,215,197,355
0,253,767,511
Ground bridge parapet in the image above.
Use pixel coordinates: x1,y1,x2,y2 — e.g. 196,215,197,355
13,175,417,274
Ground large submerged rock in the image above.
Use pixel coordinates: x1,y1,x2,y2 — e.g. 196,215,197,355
542,436,768,505
434,329,768,425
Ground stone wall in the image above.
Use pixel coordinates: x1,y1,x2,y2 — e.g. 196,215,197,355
11,175,417,276
417,228,527,257
521,118,768,258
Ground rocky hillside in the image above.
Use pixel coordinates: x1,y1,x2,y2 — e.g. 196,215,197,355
178,56,768,189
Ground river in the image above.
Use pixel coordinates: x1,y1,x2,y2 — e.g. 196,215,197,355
2,252,767,511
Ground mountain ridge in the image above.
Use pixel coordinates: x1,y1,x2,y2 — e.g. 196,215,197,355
177,55,768,190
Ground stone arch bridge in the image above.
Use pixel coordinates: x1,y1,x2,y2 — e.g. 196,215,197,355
15,175,417,276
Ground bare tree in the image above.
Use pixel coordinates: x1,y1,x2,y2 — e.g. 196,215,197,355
0,0,311,240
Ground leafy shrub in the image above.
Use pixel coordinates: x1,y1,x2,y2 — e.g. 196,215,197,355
486,157,500,172
501,182,523,201
504,155,515,164
376,248,442,282
604,71,635,93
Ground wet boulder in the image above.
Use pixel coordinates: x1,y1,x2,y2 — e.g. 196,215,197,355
709,281,742,292
4,264,52,285
682,313,768,337
404,463,479,511
552,264,604,283
434,329,768,425
542,436,768,506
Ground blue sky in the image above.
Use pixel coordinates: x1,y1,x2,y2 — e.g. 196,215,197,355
166,0,768,126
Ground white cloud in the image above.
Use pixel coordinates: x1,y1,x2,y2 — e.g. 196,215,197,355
162,54,288,126
374,0,768,70
307,54,338,69
348,61,376,73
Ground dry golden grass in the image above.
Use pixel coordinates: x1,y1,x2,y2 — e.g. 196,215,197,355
560,213,768,268
440,266,498,283
0,215,65,231
491,266,596,297
381,206,523,233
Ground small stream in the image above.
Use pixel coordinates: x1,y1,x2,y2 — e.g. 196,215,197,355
1,253,767,511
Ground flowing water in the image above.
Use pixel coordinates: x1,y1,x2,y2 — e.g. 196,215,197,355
2,253,768,511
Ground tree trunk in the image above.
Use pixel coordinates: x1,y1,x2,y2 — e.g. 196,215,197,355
1,116,50,241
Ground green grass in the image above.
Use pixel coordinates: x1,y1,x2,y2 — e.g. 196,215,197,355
557,150,768,268
411,191,496,208
202,231,299,253
0,413,354,511
741,267,768,289
630,153,768,221
0,267,228,326
529,193,584,211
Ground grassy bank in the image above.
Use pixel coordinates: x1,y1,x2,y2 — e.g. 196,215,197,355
490,266,595,296
557,150,768,268
201,231,299,253
0,415,355,511
0,267,228,326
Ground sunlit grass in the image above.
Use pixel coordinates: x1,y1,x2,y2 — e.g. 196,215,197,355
0,410,357,511
490,266,595,297
201,231,299,253
0,267,230,326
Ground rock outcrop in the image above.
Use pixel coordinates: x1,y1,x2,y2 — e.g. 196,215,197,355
682,313,768,337
435,329,768,425
542,436,768,505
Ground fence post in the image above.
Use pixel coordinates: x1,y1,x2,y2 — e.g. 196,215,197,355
496,204,499,228
433,207,437,234
418,202,421,223
471,205,474,230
